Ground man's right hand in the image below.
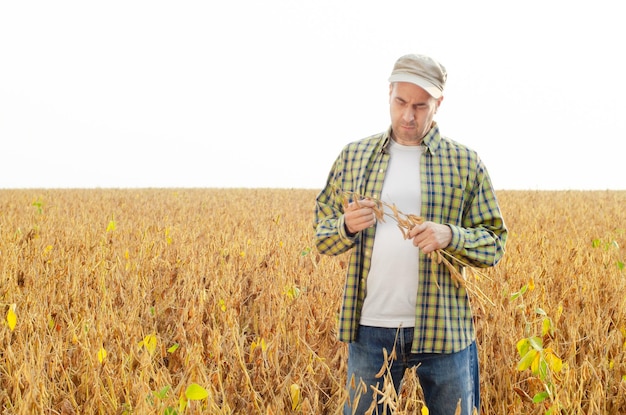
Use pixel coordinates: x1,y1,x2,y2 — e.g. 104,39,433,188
344,199,378,235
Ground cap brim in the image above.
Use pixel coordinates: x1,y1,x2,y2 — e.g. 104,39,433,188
388,74,443,99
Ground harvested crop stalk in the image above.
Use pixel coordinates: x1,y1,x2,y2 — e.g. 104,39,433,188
333,185,494,307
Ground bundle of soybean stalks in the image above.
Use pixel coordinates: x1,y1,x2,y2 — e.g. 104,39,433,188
336,187,494,308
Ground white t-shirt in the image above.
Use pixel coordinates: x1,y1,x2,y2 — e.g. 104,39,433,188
360,139,423,328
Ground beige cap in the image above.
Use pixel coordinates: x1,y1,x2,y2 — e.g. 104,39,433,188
388,54,447,98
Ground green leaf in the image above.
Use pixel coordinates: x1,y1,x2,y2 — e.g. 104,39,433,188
535,307,547,316
510,284,528,300
532,391,549,403
167,343,180,353
155,386,170,399
185,383,208,400
538,358,549,380
32,199,43,214
529,336,544,351
592,238,601,248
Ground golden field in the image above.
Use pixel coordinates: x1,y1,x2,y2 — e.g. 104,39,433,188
0,188,625,415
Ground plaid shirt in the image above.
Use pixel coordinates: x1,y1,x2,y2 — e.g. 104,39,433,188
313,123,507,354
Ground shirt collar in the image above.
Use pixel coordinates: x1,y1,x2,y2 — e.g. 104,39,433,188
381,127,393,153
421,121,442,154
382,122,442,154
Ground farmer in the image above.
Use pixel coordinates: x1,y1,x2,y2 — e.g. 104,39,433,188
313,53,508,415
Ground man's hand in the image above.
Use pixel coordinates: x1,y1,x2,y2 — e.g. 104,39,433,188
408,221,452,254
344,199,377,235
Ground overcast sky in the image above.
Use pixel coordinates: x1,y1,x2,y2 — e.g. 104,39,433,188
1,1,624,190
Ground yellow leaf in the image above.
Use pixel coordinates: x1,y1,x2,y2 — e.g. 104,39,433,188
545,349,563,373
139,334,157,355
542,318,552,337
530,351,541,374
290,383,301,410
518,349,538,371
106,219,116,232
285,285,301,300
516,338,530,357
6,304,17,331
185,383,209,400
421,405,429,415
179,394,188,412
251,337,268,355
97,346,107,364
556,303,564,321
528,278,535,291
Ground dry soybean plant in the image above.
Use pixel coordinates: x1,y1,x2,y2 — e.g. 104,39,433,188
1,189,625,414
335,186,495,308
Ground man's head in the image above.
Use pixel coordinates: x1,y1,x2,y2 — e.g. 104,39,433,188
388,54,446,145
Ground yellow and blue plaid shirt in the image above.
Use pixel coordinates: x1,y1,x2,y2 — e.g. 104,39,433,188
313,123,507,354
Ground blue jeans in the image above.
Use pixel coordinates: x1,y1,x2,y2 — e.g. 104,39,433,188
345,326,479,415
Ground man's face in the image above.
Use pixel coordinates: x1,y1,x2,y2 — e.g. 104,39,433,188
389,82,442,145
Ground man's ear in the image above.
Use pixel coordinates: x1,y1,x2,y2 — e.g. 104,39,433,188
435,96,444,111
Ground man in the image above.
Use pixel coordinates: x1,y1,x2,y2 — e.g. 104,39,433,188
313,53,507,415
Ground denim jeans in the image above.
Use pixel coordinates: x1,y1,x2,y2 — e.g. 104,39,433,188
344,326,479,415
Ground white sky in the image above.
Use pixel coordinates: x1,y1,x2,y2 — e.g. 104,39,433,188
1,1,624,190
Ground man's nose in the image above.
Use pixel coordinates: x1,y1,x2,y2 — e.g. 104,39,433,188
402,108,414,122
